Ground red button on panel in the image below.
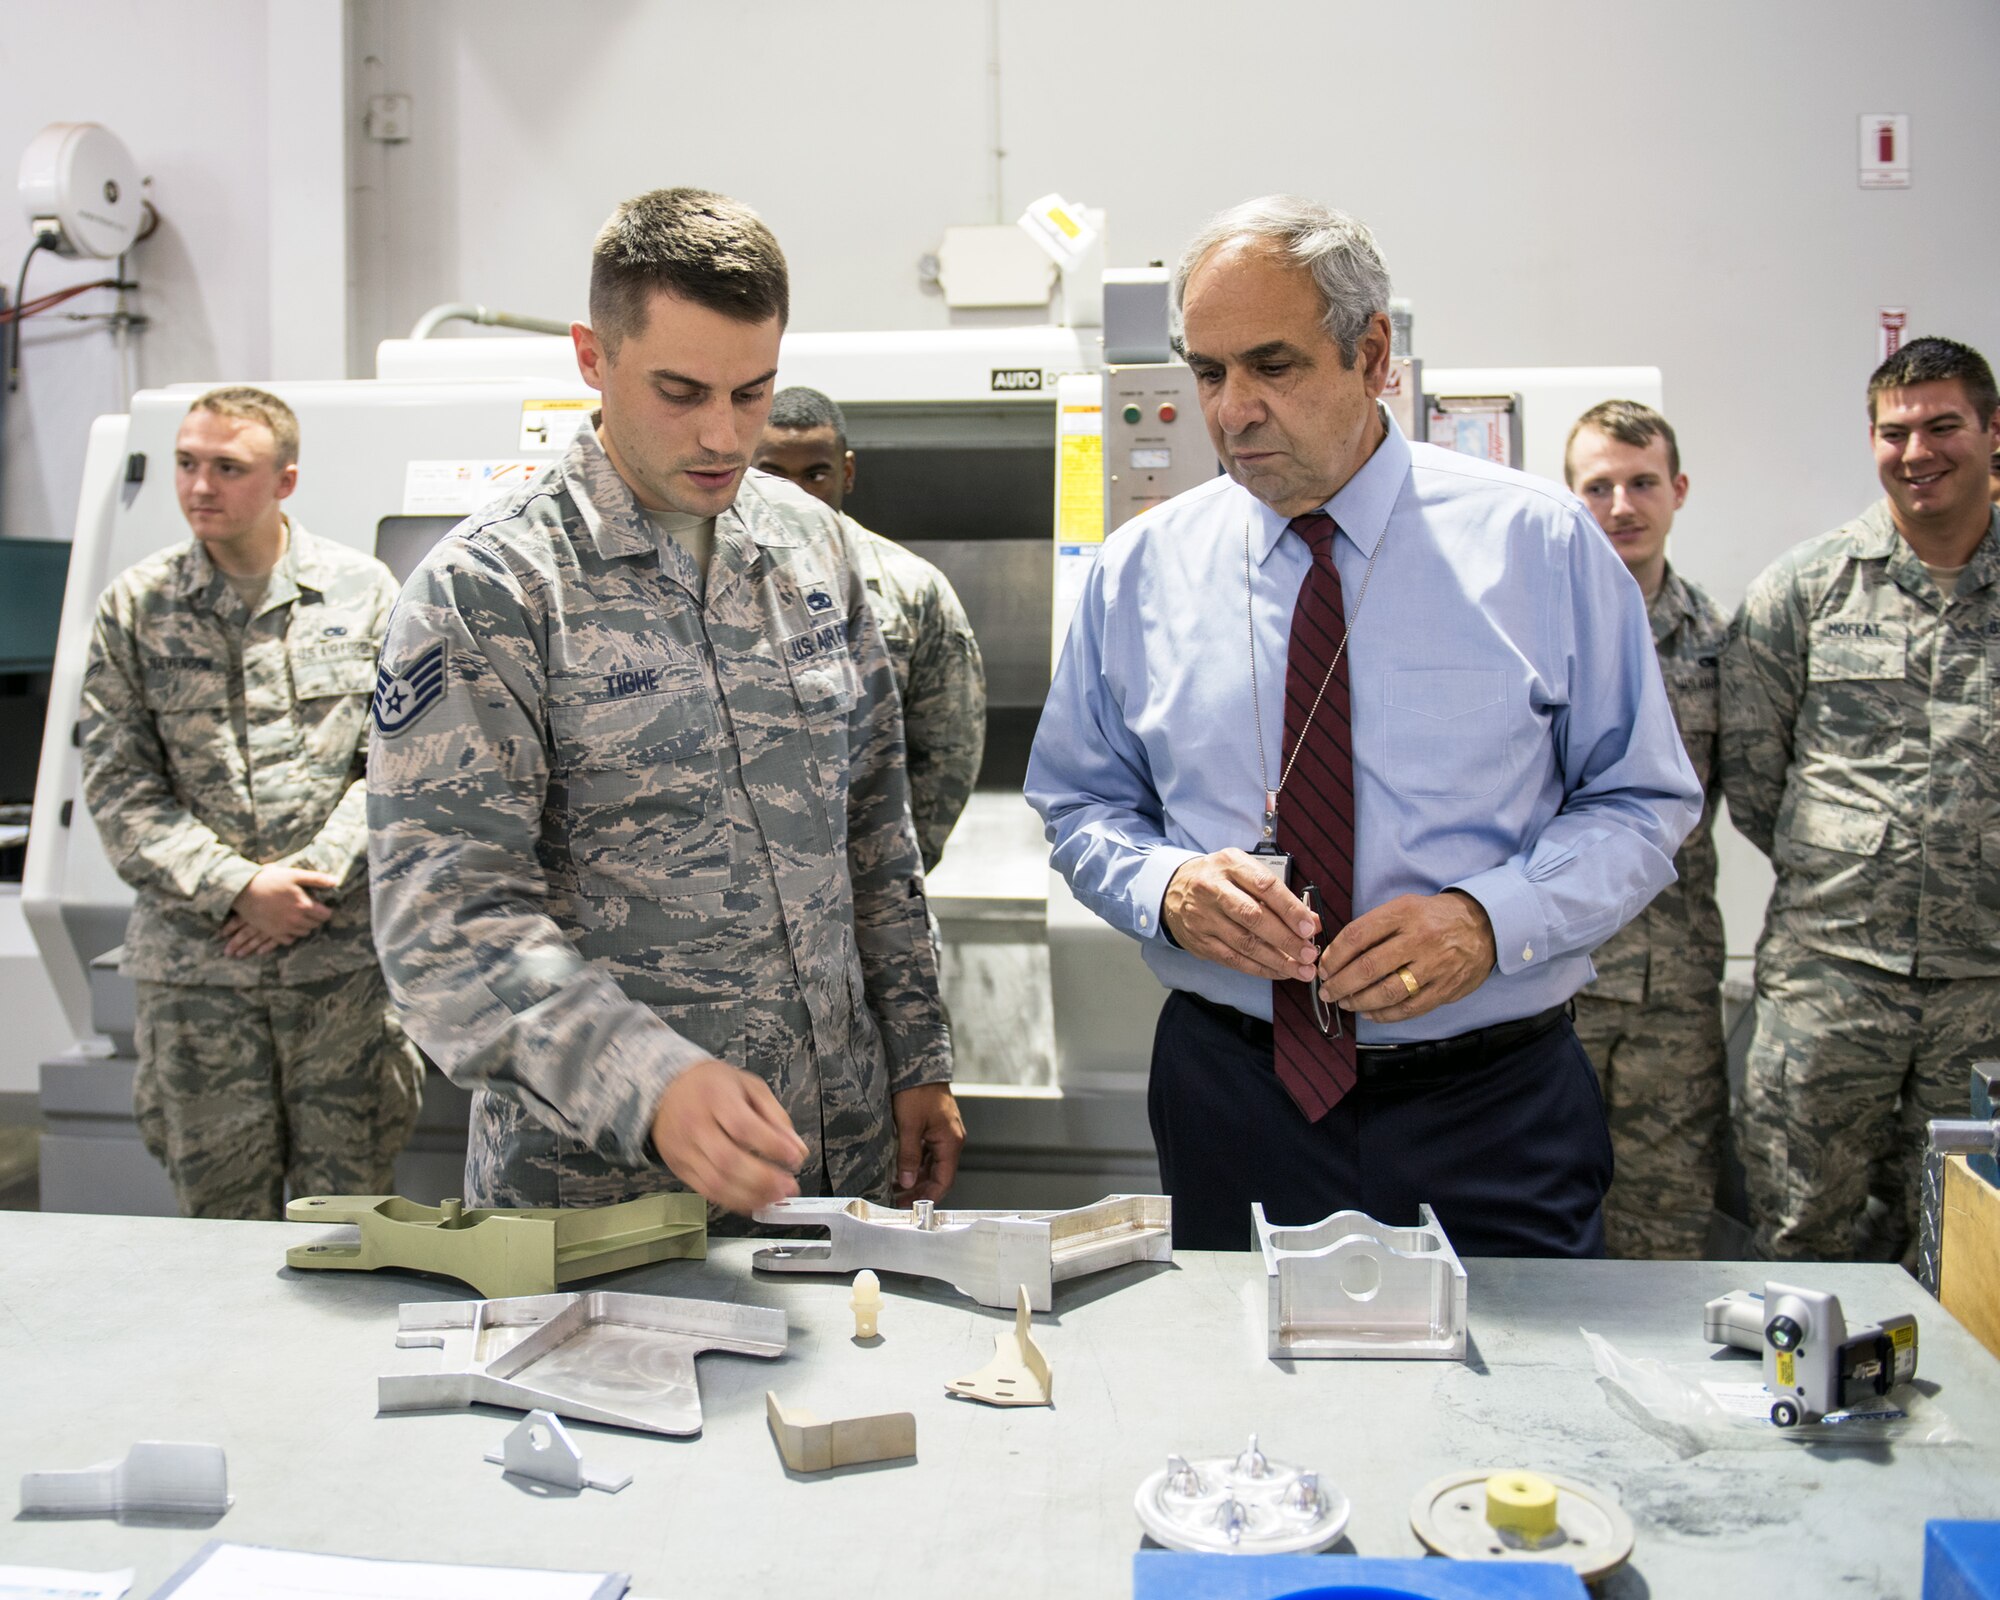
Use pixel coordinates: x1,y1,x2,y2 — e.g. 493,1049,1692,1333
1157,403,1177,423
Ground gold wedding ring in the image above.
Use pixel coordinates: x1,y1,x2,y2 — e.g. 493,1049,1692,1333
1397,967,1421,998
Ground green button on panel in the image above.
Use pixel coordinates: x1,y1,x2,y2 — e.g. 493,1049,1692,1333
1122,404,1143,424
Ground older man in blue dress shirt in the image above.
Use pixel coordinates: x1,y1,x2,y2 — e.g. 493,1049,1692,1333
1026,196,1702,1254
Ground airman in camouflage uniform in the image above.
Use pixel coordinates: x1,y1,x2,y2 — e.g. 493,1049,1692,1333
1722,337,2000,1262
81,389,422,1218
367,189,955,1216
369,428,949,1209
1572,569,1728,1256
847,523,986,871
753,387,987,870
1566,403,1728,1258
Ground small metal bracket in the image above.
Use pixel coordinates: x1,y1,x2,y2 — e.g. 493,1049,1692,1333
285,1191,707,1299
484,1409,630,1494
753,1193,1171,1310
766,1392,916,1473
946,1286,1051,1407
1254,1203,1467,1360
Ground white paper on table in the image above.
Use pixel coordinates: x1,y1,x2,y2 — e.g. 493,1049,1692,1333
0,1567,134,1600
150,1543,626,1600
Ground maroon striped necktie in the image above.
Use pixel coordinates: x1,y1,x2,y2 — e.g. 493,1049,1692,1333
1270,510,1358,1121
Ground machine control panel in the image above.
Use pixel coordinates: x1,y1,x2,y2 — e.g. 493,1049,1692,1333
1103,363,1217,534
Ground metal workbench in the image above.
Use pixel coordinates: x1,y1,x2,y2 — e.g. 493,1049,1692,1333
2,1211,1993,1595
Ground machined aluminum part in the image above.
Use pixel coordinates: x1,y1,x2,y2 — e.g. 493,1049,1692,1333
380,1290,787,1435
1254,1203,1467,1360
751,1194,1172,1311
1133,1435,1350,1555
1411,1469,1635,1583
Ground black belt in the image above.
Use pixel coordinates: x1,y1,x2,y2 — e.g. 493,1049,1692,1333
1180,991,1569,1079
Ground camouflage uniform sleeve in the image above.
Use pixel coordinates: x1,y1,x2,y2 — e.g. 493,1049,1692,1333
902,570,987,873
1719,565,1805,858
278,565,400,889
79,587,262,920
832,523,952,1094
367,544,710,1170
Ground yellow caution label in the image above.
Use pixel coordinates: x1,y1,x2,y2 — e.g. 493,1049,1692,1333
1775,1350,1795,1388
1047,206,1081,240
1058,434,1104,543
1891,1323,1914,1349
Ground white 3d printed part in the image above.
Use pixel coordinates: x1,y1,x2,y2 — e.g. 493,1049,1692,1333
1134,1436,1349,1555
1254,1203,1467,1360
19,1441,231,1518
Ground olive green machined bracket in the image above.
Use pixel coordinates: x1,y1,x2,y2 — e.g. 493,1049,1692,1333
283,1193,708,1299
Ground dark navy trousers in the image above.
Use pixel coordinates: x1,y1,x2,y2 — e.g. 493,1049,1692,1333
1149,990,1614,1256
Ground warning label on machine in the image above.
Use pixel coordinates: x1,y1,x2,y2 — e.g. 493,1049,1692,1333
519,398,595,452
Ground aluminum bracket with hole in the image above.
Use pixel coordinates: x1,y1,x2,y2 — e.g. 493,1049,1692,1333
946,1285,1052,1407
766,1392,916,1472
1253,1203,1467,1360
484,1408,630,1493
751,1194,1171,1311
284,1191,707,1299
380,1290,787,1435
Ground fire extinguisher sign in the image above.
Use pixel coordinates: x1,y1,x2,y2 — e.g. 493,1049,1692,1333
1859,114,1911,189
1879,308,1909,364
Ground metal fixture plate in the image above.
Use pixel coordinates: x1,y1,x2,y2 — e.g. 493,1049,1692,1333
752,1194,1171,1311
1410,1470,1635,1582
1254,1203,1467,1360
285,1191,707,1299
380,1290,786,1435
1134,1436,1348,1555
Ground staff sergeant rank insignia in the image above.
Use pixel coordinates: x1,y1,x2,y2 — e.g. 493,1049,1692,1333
373,640,447,736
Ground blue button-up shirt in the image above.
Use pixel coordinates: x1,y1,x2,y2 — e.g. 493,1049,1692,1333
1026,411,1702,1041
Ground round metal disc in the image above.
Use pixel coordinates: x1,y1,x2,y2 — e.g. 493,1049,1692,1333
1410,1469,1635,1582
1135,1447,1350,1556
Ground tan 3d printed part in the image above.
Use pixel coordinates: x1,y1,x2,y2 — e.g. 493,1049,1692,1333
766,1392,916,1473
946,1286,1052,1407
284,1192,707,1299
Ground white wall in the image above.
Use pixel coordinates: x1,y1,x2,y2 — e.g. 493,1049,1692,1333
0,0,279,546
353,0,2000,614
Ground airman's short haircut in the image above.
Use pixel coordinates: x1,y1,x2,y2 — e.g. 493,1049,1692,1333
768,386,847,452
1868,336,1998,424
589,187,789,356
187,386,300,470
1564,399,1679,486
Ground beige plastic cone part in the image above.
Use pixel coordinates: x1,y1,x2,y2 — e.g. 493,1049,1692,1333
850,1270,883,1339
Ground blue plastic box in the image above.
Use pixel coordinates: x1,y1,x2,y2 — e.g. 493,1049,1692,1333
1926,1522,2000,1600
1132,1552,1590,1599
